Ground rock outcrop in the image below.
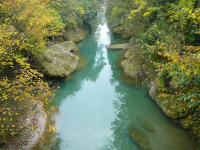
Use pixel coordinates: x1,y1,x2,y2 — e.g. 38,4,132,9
54,25,90,43
3,103,46,150
149,82,200,138
121,58,143,77
107,43,129,50
124,48,135,58
112,25,132,39
63,25,90,43
149,83,190,119
128,126,151,150
120,46,143,77
40,41,80,77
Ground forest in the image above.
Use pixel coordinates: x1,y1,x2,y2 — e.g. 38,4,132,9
106,0,200,142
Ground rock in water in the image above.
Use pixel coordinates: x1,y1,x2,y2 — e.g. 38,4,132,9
128,127,152,150
136,117,155,133
40,41,80,77
63,25,90,43
107,43,129,50
112,25,132,39
124,48,135,58
121,57,143,77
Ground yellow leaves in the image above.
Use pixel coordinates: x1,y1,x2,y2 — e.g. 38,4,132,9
74,7,85,15
181,65,186,71
130,0,147,17
157,41,159,45
185,71,190,76
191,99,194,103
128,15,132,19
11,132,15,136
48,124,55,132
173,58,178,63
3,112,6,115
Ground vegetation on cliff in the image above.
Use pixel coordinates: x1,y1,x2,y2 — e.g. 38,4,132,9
106,0,200,139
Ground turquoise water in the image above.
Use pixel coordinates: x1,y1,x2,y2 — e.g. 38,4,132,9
34,8,197,150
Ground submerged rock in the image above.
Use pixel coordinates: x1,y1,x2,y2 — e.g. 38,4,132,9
63,25,90,43
128,126,151,150
136,117,155,133
107,43,129,50
40,41,80,77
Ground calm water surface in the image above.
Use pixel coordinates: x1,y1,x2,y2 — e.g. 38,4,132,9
34,8,197,150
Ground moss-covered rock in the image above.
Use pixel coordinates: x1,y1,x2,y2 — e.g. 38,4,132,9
128,126,151,150
63,25,90,43
40,41,80,77
112,25,131,39
136,117,155,133
107,43,129,50
113,26,124,36
149,83,190,119
180,113,200,137
121,57,143,77
149,82,200,138
124,48,135,58
54,35,65,43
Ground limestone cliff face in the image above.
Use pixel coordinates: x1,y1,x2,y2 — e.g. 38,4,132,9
3,102,46,150
40,41,80,77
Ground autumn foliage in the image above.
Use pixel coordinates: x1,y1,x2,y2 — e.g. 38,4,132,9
0,0,64,144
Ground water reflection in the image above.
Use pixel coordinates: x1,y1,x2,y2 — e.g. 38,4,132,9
51,11,108,106
101,39,196,150
35,6,198,150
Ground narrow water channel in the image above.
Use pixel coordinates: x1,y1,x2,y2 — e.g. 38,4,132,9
35,7,196,150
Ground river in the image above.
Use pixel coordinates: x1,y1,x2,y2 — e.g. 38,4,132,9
33,7,197,150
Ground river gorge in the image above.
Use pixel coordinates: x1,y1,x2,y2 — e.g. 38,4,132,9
33,7,198,150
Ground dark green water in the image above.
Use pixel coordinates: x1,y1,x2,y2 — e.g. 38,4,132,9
34,8,197,150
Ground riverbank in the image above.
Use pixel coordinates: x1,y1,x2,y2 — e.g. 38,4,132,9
1,25,90,149
107,40,200,142
105,0,200,143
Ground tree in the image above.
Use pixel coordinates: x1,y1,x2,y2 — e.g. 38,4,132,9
0,0,64,144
